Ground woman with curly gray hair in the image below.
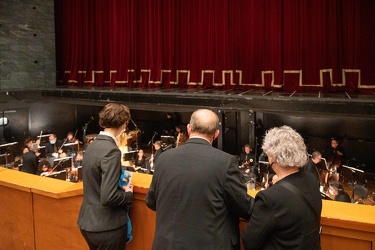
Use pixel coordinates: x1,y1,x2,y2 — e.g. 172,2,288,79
242,125,322,250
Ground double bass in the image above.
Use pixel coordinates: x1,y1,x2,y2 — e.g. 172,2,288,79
321,138,345,184
175,132,188,148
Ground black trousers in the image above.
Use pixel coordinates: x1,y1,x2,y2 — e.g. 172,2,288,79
80,225,128,250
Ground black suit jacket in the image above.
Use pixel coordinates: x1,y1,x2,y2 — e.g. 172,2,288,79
303,158,321,185
22,151,39,174
146,137,254,250
335,191,351,203
242,171,322,250
77,134,133,232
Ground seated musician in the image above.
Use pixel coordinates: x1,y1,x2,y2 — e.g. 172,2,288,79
73,151,84,168
23,137,40,154
67,151,84,182
133,149,147,172
44,134,64,166
65,131,79,156
22,138,33,154
239,144,256,182
66,132,78,143
38,158,53,176
328,180,351,203
45,134,64,158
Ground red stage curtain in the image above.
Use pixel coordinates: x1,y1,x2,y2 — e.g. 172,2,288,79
55,0,375,92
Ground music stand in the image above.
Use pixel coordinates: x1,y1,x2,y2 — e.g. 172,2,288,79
53,156,72,172
320,191,332,200
0,141,17,165
46,170,67,180
63,142,79,156
38,145,46,158
342,165,366,201
37,134,52,146
123,150,137,162
161,136,175,145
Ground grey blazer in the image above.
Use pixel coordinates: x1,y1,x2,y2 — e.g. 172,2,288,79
146,137,254,250
77,134,133,232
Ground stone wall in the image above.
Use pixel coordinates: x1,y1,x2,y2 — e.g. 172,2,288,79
0,0,55,90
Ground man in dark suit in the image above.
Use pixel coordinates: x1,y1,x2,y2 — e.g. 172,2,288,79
22,143,39,174
146,109,254,250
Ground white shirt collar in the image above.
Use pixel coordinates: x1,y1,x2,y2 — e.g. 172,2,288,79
99,131,117,145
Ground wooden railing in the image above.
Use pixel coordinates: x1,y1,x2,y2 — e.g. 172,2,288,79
0,168,374,250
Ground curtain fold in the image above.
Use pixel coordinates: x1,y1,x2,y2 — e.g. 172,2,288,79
55,0,375,92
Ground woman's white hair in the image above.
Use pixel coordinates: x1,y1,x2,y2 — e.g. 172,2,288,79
262,125,308,168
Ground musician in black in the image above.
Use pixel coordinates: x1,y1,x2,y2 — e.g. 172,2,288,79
65,131,79,156
133,149,148,172
324,138,346,165
239,144,256,182
22,143,40,175
302,151,322,186
38,158,53,176
45,134,63,158
23,138,33,154
328,180,351,203
44,134,64,167
240,144,255,167
152,141,163,163
162,113,176,136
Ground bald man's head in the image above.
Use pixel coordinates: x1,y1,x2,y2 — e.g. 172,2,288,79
189,109,219,137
